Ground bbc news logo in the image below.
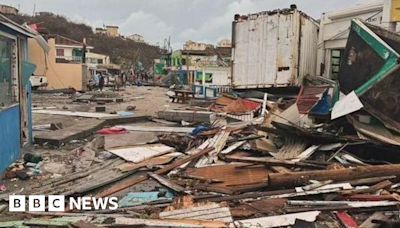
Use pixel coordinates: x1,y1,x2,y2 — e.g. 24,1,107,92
9,195,118,212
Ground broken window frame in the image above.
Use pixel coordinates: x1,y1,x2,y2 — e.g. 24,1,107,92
0,32,18,109
330,49,343,80
350,19,400,96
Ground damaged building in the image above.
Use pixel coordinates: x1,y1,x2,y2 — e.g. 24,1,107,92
1,1,400,227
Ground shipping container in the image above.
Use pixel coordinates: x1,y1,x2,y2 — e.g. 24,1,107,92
231,7,319,89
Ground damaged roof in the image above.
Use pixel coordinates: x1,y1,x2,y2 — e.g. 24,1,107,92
46,34,94,48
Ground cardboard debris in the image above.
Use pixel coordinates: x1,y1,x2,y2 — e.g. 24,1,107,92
107,144,175,163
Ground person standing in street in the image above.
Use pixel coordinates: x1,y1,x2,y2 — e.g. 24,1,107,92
98,72,105,91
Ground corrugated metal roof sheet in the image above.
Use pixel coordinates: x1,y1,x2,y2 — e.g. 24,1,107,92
296,85,329,114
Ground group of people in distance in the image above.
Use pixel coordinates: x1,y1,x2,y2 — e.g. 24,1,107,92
89,71,149,91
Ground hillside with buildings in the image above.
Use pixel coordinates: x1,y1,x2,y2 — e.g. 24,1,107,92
7,12,163,69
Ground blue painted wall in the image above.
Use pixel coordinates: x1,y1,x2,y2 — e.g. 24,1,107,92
0,105,21,174
0,23,36,175
22,61,36,144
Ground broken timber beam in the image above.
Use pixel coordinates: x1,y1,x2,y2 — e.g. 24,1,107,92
148,173,185,193
97,147,214,197
269,164,400,187
225,155,326,169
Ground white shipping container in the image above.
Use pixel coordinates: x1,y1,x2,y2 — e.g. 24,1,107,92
231,8,319,88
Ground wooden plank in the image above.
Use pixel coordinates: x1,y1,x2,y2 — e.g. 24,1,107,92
291,145,320,162
335,211,359,228
234,211,320,228
185,164,269,189
220,141,245,155
33,109,117,118
107,144,175,163
360,212,387,228
116,152,182,172
287,203,400,213
148,173,185,193
269,164,400,188
114,217,225,227
270,166,291,173
288,200,400,208
348,176,396,186
116,125,194,133
159,204,233,223
196,129,230,167
245,198,287,214
198,188,339,204
344,180,393,195
97,147,214,197
295,183,352,193
225,155,325,169
350,115,400,146
266,188,344,200
298,180,333,191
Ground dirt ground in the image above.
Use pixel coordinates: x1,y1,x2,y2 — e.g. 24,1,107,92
0,86,184,217
32,86,183,125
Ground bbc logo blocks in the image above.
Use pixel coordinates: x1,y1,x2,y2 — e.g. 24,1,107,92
9,195,118,212
9,195,65,212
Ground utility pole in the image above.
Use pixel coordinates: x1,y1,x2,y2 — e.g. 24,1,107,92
82,38,86,64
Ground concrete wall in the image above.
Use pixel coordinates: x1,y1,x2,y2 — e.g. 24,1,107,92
29,38,85,91
198,67,231,86
0,105,21,174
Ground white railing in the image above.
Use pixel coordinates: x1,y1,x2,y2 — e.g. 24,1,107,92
56,56,82,63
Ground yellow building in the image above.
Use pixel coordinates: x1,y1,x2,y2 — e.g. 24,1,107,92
106,25,119,37
28,35,93,91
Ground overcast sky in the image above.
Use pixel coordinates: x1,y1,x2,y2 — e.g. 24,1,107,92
3,0,372,48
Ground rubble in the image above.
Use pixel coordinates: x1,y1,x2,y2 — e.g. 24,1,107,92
5,77,400,226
